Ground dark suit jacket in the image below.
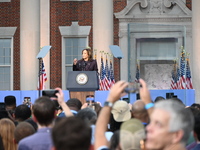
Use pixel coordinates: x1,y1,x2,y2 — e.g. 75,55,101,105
73,59,98,72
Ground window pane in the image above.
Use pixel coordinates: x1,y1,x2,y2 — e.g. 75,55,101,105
0,48,3,56
66,66,72,73
0,58,4,65
64,37,87,84
0,67,10,90
4,67,10,75
4,71,10,81
65,56,72,64
78,38,86,45
73,38,78,44
4,47,11,65
139,38,176,58
5,57,10,65
65,40,72,56
3,82,10,90
65,37,87,65
0,40,3,46
3,39,11,47
65,39,73,47
5,48,11,57
0,73,3,79
0,39,11,90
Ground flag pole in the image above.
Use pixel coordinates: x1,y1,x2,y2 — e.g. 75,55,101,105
36,45,52,98
118,57,122,80
38,57,42,98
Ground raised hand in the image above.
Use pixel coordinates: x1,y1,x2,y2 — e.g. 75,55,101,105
73,58,78,65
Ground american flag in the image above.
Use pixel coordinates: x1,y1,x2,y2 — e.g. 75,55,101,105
105,57,110,90
179,49,186,89
135,61,140,83
38,60,47,90
99,56,104,90
170,71,175,89
109,60,115,88
170,60,176,89
105,57,110,79
171,60,180,89
99,56,109,90
175,65,180,89
186,57,193,89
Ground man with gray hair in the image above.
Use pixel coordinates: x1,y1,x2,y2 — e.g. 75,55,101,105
145,100,194,150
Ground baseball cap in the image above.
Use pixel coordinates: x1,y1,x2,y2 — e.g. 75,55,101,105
120,118,146,150
111,100,131,122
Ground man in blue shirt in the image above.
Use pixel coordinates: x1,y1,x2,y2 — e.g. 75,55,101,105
18,96,56,150
18,87,73,150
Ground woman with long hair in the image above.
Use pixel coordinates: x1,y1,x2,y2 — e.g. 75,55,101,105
0,118,17,150
0,135,4,150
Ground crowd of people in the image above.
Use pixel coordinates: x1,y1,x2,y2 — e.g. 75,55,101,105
0,79,199,150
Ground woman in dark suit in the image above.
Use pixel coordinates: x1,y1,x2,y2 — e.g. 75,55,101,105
73,48,98,72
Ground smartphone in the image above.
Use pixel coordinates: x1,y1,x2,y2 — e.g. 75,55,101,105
124,82,140,93
23,97,31,106
42,90,59,98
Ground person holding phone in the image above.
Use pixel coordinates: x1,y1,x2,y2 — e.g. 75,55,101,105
73,48,98,72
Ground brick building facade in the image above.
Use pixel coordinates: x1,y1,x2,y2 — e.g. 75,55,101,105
0,0,192,91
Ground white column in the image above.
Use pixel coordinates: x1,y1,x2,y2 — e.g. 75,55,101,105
40,0,50,89
93,0,113,70
20,0,40,90
192,0,200,103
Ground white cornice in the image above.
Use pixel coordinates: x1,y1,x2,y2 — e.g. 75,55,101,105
0,27,17,38
59,22,91,36
115,0,192,19
118,17,191,22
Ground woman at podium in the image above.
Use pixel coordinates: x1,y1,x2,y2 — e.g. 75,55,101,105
73,48,98,71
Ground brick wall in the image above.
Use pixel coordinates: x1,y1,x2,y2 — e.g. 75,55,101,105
0,0,193,89
113,0,127,81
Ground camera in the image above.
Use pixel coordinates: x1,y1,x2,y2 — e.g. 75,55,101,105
42,90,59,98
124,82,140,93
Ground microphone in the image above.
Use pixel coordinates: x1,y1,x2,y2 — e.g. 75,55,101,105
82,61,87,71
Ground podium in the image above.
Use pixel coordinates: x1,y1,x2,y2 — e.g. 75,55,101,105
66,71,99,104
